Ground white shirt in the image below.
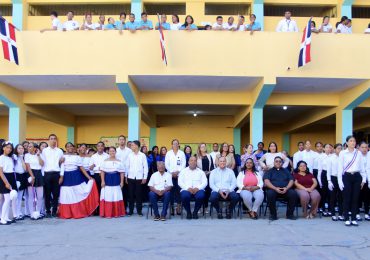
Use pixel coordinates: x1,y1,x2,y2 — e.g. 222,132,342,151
236,170,264,192
170,23,181,30
318,153,331,181
367,152,370,182
63,20,80,31
125,151,148,180
276,19,298,32
320,24,332,33
210,151,220,165
52,18,63,31
42,146,63,172
148,171,173,191
13,155,25,173
165,149,186,173
101,160,124,173
327,154,339,179
89,152,109,174
116,146,132,171
209,167,236,192
0,155,14,173
338,149,366,182
80,156,91,171
365,28,370,33
60,154,82,176
223,22,237,30
178,167,207,191
25,153,42,170
212,22,223,30
83,22,98,30
259,152,290,169
301,150,318,173
293,150,303,169
313,151,322,170
237,24,246,31
336,23,352,34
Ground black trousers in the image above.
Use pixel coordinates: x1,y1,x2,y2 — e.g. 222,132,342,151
128,178,144,214
313,169,323,208
329,176,343,215
44,171,60,214
93,174,102,215
320,170,329,209
358,181,370,214
266,189,298,217
342,172,362,221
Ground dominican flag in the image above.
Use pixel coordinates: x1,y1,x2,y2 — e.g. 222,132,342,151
157,14,168,66
0,17,19,65
298,17,312,67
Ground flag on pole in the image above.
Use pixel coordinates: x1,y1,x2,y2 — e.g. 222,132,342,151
157,14,167,66
298,17,312,68
0,16,19,65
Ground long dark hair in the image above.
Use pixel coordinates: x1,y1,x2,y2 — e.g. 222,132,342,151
183,15,194,27
0,141,14,157
242,158,257,173
295,160,310,174
14,144,24,156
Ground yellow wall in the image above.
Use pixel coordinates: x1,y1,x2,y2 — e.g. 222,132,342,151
75,116,149,144
156,115,234,148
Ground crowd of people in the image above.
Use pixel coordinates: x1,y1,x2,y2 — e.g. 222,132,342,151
40,10,370,34
0,134,369,227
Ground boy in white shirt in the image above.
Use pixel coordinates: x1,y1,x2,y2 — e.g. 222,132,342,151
40,11,63,33
63,11,80,31
276,11,298,32
212,16,224,30
223,16,237,31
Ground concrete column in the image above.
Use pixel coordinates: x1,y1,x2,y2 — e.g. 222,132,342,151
233,128,241,154
149,127,157,148
252,0,264,30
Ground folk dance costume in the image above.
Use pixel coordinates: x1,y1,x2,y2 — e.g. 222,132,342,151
59,155,99,219
100,160,126,218
0,155,18,224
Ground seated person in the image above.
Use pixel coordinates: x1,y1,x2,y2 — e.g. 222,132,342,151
139,12,153,30
294,161,321,219
148,161,173,221
237,158,264,219
263,156,298,221
63,11,79,31
126,13,140,31
178,156,207,219
209,156,238,219
155,14,170,30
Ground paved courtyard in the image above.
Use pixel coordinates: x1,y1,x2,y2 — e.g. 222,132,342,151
2,210,370,260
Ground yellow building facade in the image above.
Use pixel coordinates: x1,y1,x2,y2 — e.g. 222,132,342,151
0,0,369,155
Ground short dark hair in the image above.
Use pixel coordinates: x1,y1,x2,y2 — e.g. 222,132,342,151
216,16,223,20
368,23,370,28
141,12,147,16
48,134,57,139
334,143,342,149
171,139,179,145
67,11,74,15
97,141,105,146
51,11,58,17
133,140,141,148
130,13,135,17
118,135,126,140
250,14,256,19
65,142,75,148
120,12,126,17
297,141,304,146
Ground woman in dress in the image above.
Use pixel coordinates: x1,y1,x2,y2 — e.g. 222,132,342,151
59,142,99,219
100,146,125,218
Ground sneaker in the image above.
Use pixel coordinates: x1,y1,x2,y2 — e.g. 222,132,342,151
24,214,31,219
356,214,362,221
186,213,192,220
217,213,223,219
338,216,345,221
51,212,57,218
364,214,370,221
323,212,328,217
327,212,332,216
345,220,351,226
192,213,199,219
138,212,143,217
15,216,24,221
160,216,166,221
332,216,338,221
351,221,359,226
154,216,160,221
0,221,10,225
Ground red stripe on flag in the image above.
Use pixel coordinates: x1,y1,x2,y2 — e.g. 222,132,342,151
8,23,16,41
1,40,10,61
305,44,311,63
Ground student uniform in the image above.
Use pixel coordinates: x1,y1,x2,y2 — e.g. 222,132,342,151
327,153,343,217
170,23,181,30
63,20,80,31
276,18,298,32
318,153,332,212
0,155,17,224
13,154,28,217
100,160,125,218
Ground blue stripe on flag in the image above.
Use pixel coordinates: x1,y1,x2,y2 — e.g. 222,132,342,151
0,17,7,36
12,45,19,65
298,49,304,67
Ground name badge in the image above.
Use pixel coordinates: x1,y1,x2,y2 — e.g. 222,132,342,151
177,159,181,166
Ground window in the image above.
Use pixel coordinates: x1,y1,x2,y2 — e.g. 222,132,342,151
352,6,370,18
205,3,250,15
143,3,186,15
264,5,337,17
28,4,131,16
0,5,12,16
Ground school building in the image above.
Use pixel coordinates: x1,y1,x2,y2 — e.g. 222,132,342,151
0,0,369,154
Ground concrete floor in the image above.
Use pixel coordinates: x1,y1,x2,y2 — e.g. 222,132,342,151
1,211,370,260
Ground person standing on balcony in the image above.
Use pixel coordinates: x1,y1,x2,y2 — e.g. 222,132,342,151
365,23,370,34
335,16,351,34
40,11,63,32
139,12,153,30
212,16,224,30
276,11,298,32
180,15,198,30
170,14,181,30
319,16,333,33
63,11,80,31
236,16,246,31
95,15,106,30
155,14,171,30
223,16,237,31
246,14,261,32
125,13,140,31
81,13,98,30
115,12,127,30
105,17,118,30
